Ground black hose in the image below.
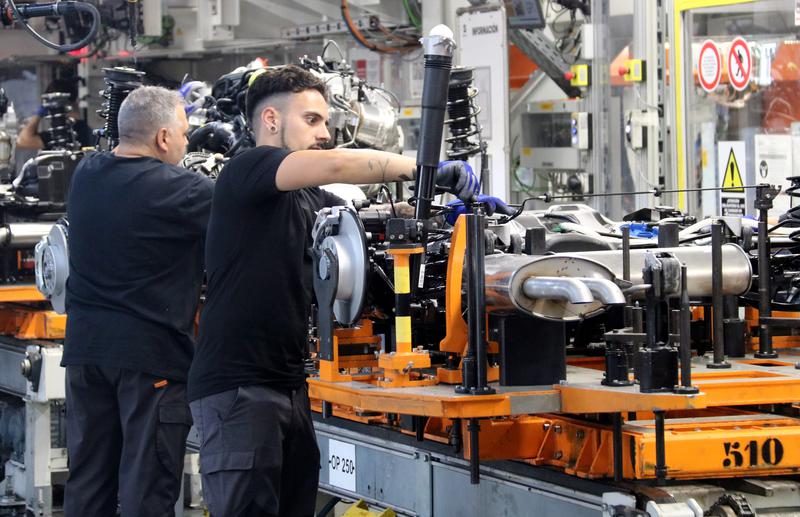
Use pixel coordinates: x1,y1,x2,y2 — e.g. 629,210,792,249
9,0,100,52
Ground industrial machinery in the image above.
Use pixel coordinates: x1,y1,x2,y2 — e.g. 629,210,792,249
185,49,404,159
304,25,800,517
19,7,800,515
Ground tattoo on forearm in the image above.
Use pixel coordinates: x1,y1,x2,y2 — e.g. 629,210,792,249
368,158,413,183
396,167,415,182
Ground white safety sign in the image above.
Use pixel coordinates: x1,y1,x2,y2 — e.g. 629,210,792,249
697,40,721,92
727,37,752,91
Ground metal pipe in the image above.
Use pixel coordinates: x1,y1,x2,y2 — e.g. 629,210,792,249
451,418,462,454
414,416,425,442
580,278,626,305
654,410,667,484
522,277,594,304
469,210,492,394
643,265,658,349
0,223,53,247
468,418,480,484
708,222,730,368
632,304,644,333
756,185,777,358
612,413,623,482
676,265,698,393
622,226,631,282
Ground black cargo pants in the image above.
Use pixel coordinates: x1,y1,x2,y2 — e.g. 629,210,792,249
190,384,320,517
64,365,192,517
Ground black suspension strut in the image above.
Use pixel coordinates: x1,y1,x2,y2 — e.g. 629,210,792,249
96,67,145,150
445,67,482,161
40,92,79,151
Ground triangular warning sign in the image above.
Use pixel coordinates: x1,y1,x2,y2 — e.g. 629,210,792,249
721,148,744,192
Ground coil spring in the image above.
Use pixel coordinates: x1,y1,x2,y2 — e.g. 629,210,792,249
445,67,482,160
97,67,145,150
41,93,78,150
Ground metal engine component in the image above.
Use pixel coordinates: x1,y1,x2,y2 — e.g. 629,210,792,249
485,254,623,320
575,244,752,297
34,221,69,314
316,68,402,153
311,206,368,325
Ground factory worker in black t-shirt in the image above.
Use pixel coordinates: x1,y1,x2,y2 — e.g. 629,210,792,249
63,86,213,517
187,65,479,516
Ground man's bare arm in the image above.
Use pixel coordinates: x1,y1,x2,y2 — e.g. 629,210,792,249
16,116,45,150
275,149,416,191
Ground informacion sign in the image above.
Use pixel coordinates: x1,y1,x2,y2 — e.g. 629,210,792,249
328,439,356,492
727,37,752,91
755,134,793,215
697,40,721,92
796,0,800,26
718,141,746,217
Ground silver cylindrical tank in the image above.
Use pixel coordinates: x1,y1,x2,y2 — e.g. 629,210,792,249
483,244,752,320
0,223,54,247
485,254,618,320
573,244,752,296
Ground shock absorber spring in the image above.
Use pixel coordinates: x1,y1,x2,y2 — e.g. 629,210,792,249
40,92,78,151
96,67,145,150
444,67,482,160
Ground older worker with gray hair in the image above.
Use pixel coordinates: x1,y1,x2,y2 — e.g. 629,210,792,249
62,86,213,516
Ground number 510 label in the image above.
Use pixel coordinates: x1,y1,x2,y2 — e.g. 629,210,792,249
722,438,784,468
328,439,356,491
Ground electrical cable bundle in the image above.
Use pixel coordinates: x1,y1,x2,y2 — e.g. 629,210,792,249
341,0,420,54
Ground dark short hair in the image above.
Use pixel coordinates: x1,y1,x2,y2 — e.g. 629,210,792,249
245,65,327,126
45,78,78,103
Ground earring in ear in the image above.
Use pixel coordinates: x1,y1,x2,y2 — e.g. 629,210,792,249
270,126,278,133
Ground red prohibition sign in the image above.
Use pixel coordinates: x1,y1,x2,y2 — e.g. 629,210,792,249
727,37,751,91
697,40,721,92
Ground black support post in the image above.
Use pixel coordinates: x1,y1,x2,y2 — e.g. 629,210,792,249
707,222,730,368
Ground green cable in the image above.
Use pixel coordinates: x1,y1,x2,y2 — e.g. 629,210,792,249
402,0,422,30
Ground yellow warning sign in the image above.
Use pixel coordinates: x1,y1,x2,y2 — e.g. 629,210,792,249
721,148,744,192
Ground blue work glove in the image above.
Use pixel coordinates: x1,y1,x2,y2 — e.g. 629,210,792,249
435,160,479,202
36,106,47,117
445,195,515,226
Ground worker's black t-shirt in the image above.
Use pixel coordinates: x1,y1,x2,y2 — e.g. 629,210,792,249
63,152,214,381
188,146,345,402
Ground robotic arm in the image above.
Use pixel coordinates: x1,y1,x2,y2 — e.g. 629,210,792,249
0,0,100,52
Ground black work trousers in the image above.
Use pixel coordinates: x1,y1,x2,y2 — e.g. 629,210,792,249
64,365,192,517
190,384,320,517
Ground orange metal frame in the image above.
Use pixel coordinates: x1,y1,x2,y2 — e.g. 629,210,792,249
308,215,800,481
0,284,64,340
